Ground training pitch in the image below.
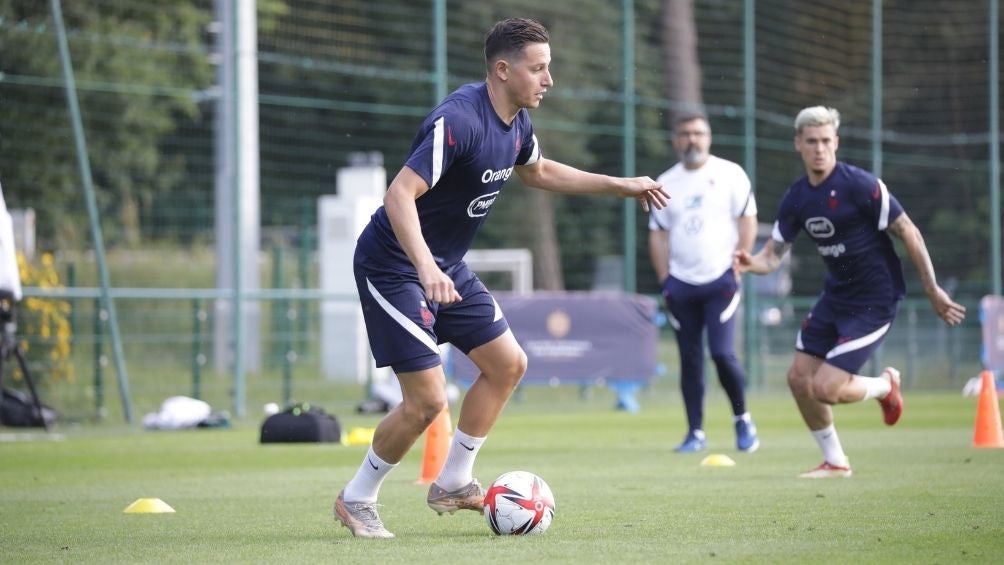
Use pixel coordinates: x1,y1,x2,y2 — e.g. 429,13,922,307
1,390,1002,563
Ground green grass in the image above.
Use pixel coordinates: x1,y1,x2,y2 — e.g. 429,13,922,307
2,390,1003,564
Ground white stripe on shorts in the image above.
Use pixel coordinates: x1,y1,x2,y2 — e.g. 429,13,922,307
366,277,440,355
825,322,891,361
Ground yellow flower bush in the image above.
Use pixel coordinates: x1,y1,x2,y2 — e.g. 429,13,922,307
15,252,74,383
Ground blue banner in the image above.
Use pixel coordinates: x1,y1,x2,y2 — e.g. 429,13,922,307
448,291,658,384
982,295,1004,371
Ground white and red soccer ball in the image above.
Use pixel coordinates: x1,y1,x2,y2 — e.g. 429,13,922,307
483,471,556,535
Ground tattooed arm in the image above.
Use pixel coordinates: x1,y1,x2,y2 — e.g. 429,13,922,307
734,239,792,276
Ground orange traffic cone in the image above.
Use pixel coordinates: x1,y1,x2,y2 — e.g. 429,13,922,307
416,406,452,484
973,371,1004,448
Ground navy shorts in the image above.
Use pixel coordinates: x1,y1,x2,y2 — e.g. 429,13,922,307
354,253,509,373
796,294,898,374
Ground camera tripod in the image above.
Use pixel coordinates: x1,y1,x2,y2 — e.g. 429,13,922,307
0,298,48,430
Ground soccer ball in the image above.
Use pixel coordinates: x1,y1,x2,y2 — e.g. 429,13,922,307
483,470,556,535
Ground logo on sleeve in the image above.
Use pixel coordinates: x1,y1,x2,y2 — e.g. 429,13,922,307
447,126,456,147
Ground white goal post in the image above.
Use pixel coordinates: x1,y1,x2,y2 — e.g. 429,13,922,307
463,248,533,294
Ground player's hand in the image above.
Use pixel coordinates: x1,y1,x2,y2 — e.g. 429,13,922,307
732,249,753,274
418,264,462,305
622,177,669,212
928,286,966,326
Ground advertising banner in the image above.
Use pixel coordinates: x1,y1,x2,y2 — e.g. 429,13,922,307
982,295,1004,371
449,291,658,384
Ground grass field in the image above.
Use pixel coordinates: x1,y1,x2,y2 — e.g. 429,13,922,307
2,389,1003,564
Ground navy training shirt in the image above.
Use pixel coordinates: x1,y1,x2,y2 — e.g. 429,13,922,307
356,82,541,270
771,161,906,306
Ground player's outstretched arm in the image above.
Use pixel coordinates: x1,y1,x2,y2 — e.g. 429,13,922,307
384,166,462,304
734,239,790,276
515,158,669,211
887,213,965,326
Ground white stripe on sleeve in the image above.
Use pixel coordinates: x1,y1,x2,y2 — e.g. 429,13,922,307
877,179,890,230
524,134,541,165
431,116,445,188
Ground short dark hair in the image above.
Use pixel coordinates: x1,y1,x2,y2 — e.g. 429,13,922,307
672,110,709,132
484,18,550,71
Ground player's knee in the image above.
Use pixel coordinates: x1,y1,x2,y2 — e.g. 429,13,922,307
508,349,528,385
786,366,811,393
810,380,840,405
494,348,527,390
402,396,448,429
710,353,739,369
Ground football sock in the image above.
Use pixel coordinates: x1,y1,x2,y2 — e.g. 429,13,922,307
733,412,752,423
860,374,893,401
435,428,486,491
343,446,397,503
811,424,849,467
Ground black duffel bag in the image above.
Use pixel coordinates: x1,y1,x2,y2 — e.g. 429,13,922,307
260,403,341,444
1,387,57,428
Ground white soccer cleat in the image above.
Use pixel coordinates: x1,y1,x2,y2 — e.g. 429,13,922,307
427,479,486,515
334,490,395,539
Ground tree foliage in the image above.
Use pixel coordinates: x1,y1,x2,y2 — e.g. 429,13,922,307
0,0,995,294
0,0,213,246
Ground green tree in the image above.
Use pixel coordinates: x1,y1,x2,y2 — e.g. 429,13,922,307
0,0,214,248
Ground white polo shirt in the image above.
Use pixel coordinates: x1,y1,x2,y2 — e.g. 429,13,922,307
648,155,756,285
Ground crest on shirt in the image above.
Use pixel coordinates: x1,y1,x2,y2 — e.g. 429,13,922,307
685,195,703,209
827,189,838,210
684,215,703,235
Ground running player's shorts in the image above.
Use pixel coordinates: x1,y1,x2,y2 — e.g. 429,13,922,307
354,252,509,373
796,294,899,374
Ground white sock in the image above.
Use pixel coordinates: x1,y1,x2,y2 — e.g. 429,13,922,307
811,425,849,467
860,375,892,401
343,446,397,503
734,412,752,423
435,428,486,491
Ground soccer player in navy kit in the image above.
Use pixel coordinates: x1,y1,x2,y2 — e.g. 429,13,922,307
648,112,760,454
334,18,668,538
735,106,965,478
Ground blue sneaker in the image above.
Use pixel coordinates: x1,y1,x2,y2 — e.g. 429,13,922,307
673,429,706,453
735,417,760,452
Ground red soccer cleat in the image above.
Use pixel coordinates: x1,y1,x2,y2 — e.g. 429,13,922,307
878,367,903,426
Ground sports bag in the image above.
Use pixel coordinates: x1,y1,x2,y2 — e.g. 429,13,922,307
259,403,341,443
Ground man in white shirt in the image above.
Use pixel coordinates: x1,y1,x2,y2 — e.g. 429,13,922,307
648,112,759,453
